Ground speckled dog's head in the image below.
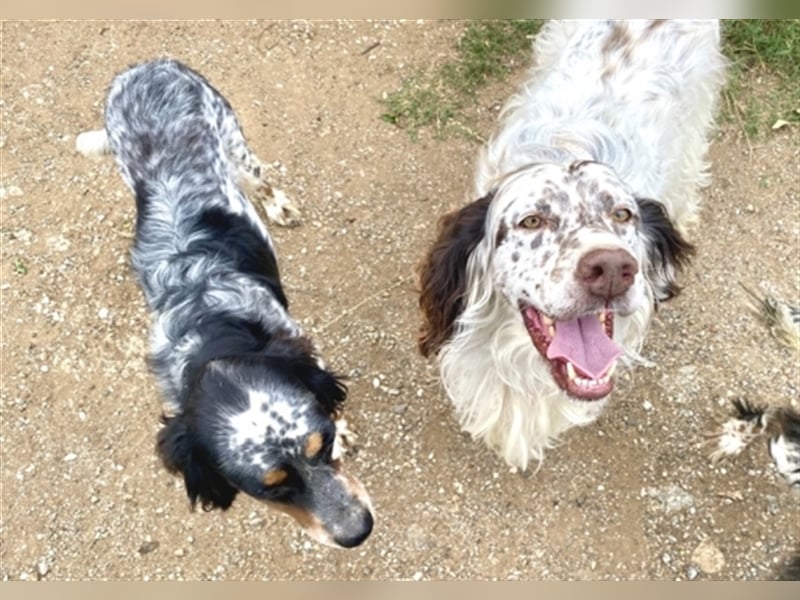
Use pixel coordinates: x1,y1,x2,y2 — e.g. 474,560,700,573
157,341,373,548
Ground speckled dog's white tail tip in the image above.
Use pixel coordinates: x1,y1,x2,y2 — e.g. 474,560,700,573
75,129,110,160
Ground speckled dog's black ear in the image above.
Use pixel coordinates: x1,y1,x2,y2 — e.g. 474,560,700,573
156,413,238,511
636,197,695,302
263,352,348,416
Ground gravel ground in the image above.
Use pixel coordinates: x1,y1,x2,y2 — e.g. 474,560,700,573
1,20,798,581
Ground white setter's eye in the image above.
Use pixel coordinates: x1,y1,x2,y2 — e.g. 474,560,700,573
518,214,545,230
610,207,633,224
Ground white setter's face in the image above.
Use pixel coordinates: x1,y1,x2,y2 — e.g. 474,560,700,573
490,162,648,317
487,161,650,399
418,159,692,404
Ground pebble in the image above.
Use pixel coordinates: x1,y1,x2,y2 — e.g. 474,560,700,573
0,185,23,199
37,558,49,577
138,540,159,555
646,485,694,514
691,539,725,574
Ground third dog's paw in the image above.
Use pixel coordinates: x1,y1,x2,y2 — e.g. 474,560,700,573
702,416,763,463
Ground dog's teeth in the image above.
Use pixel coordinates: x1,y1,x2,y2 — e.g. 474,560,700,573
597,311,606,324
542,315,554,326
566,362,576,380
548,325,556,338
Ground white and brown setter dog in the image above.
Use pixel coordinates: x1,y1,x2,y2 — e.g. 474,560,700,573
419,20,727,470
77,59,372,547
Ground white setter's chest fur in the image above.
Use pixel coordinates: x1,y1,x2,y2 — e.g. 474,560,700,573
418,20,726,470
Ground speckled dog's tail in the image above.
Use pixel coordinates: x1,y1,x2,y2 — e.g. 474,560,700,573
75,129,111,160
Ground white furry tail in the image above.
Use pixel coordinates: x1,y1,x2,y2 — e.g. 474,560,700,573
75,129,110,160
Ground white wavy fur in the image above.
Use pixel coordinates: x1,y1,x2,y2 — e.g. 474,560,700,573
439,20,726,470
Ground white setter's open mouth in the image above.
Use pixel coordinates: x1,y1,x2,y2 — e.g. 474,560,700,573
521,305,621,399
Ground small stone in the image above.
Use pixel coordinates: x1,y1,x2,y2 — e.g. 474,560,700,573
686,565,699,580
646,485,694,514
173,548,185,557
691,539,725,574
0,185,23,199
372,377,380,389
37,558,49,577
391,404,407,414
63,453,77,462
138,540,160,555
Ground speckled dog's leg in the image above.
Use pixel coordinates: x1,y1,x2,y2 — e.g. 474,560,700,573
224,129,301,227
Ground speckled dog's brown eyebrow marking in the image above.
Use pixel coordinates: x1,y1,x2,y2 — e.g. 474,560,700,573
304,431,324,458
263,468,288,486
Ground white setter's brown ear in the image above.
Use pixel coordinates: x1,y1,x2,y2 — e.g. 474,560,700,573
417,193,493,357
636,197,696,302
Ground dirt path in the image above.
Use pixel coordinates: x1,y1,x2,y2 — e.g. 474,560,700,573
1,20,797,580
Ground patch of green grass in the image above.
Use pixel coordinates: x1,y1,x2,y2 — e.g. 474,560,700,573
380,20,542,139
13,257,27,275
721,19,800,138
382,20,799,141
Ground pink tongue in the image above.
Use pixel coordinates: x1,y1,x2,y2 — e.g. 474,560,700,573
545,315,622,379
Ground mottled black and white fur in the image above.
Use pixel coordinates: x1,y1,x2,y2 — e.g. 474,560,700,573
705,399,800,580
76,59,372,548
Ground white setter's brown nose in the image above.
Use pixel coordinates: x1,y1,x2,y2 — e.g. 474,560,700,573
576,248,638,298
